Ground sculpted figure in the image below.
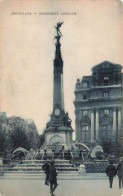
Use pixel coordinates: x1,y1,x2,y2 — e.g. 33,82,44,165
55,22,64,36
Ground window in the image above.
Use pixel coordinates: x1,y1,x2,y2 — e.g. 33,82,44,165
82,125,88,131
81,125,89,142
83,95,87,100
104,76,109,85
104,92,108,98
104,109,109,115
102,124,111,138
83,110,87,116
104,77,109,80
83,82,88,88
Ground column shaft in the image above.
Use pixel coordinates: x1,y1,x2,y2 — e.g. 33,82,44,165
118,108,121,138
75,111,79,142
118,108,121,129
79,123,82,142
95,109,99,140
113,108,116,133
91,109,94,142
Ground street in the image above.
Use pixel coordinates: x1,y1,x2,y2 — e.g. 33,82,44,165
0,175,123,196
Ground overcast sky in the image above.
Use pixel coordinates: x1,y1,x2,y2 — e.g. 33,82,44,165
0,0,123,137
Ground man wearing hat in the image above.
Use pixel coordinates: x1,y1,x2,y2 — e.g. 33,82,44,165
105,160,117,188
42,159,50,186
49,161,58,196
117,157,123,189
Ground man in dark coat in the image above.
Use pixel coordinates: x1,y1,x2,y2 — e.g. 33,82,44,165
49,161,58,196
42,159,50,186
117,158,123,189
105,161,117,188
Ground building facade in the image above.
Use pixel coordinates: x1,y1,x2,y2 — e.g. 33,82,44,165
74,61,123,146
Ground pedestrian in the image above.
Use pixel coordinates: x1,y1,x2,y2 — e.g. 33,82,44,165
105,160,117,188
19,153,23,164
117,158,123,189
42,159,50,186
49,161,58,196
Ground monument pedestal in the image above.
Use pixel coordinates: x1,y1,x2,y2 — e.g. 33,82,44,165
44,125,73,150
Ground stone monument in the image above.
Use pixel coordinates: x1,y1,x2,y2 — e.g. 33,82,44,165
44,22,73,151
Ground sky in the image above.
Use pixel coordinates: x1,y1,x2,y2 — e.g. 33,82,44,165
0,0,123,136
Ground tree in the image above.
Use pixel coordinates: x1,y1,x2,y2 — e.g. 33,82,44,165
99,136,122,157
0,125,7,158
0,115,13,158
0,113,41,158
10,124,30,151
26,121,40,150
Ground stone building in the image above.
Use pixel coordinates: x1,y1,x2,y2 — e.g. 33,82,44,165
74,61,123,146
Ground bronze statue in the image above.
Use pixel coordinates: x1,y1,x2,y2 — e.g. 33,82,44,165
63,112,72,127
55,22,64,36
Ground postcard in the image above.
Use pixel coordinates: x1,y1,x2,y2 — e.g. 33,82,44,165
0,0,123,196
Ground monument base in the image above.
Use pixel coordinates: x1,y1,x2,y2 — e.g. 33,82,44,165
44,126,73,151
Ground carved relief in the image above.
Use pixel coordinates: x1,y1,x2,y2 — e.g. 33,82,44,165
49,135,64,145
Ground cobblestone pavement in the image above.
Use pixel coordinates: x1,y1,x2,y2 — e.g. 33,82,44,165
0,175,123,196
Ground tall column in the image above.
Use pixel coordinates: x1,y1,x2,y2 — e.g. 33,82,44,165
113,107,116,134
75,110,79,142
53,34,64,111
95,108,99,140
118,108,121,136
91,109,94,142
79,110,82,121
75,119,78,141
78,110,82,142
79,123,82,142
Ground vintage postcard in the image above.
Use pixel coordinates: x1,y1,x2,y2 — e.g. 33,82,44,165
0,0,123,196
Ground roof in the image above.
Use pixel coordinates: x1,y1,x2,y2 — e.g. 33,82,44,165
91,61,122,71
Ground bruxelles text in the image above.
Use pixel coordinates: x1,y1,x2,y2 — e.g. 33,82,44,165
11,12,77,15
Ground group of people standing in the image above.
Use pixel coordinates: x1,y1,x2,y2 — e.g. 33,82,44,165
42,158,123,195
42,160,58,196
105,158,123,189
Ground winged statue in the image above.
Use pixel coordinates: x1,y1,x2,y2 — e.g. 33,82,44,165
55,22,64,36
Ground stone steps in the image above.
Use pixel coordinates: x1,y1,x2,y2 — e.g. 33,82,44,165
6,167,78,171
4,171,79,174
4,159,79,173
13,163,74,167
22,160,71,164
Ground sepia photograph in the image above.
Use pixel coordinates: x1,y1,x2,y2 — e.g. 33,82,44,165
0,0,123,196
